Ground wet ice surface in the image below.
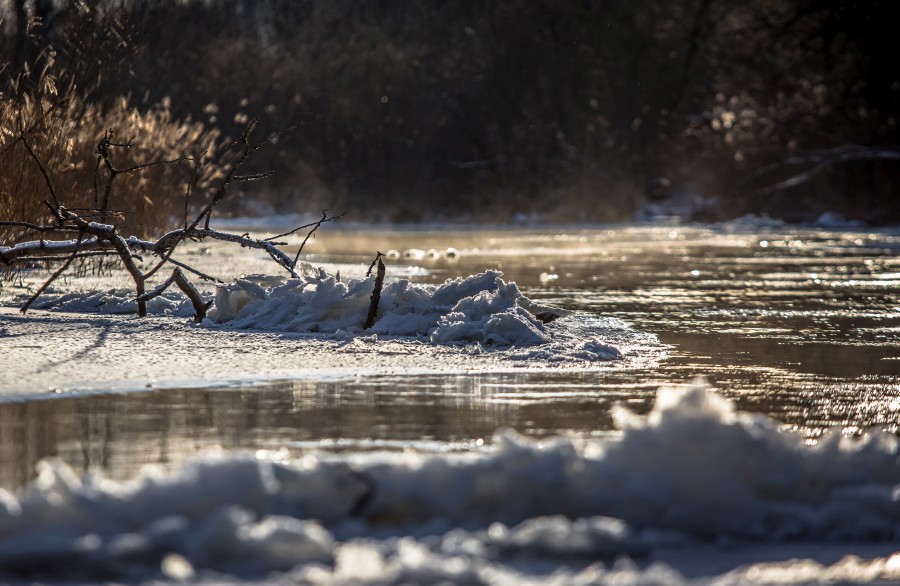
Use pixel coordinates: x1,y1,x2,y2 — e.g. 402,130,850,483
1,220,900,583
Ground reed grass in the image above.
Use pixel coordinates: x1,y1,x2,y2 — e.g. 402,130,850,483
1,49,227,245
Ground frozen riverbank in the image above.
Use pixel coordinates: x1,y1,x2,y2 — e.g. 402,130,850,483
0,267,663,397
0,304,662,398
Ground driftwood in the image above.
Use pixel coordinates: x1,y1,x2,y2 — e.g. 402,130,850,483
364,253,386,330
0,119,342,317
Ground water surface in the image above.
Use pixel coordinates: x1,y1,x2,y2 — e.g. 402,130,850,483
2,223,898,488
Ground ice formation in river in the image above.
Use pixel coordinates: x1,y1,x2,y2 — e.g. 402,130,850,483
1,383,898,583
208,270,553,347
14,270,662,367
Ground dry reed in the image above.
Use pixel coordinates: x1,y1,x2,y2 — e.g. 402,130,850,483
1,49,227,245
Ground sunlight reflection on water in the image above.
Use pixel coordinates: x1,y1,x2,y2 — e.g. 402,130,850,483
1,224,898,488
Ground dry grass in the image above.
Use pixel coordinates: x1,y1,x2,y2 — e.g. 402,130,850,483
1,51,227,245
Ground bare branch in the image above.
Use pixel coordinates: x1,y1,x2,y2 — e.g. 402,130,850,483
118,156,190,175
164,257,223,283
137,267,212,322
154,226,305,278
1,236,115,264
265,210,345,242
20,132,60,210
0,220,81,233
20,250,79,314
747,145,900,196
290,210,346,269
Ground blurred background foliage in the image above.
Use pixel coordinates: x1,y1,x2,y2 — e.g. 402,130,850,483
2,0,898,226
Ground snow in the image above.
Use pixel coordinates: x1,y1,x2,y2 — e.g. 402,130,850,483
1,270,646,396
0,383,898,583
208,270,555,348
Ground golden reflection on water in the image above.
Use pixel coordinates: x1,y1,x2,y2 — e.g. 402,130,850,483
2,225,898,489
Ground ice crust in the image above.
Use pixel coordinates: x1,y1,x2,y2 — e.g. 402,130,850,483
1,383,898,583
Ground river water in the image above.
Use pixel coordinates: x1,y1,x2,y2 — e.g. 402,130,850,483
1,222,898,489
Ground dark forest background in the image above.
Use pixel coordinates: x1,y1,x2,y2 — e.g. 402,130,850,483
2,0,898,227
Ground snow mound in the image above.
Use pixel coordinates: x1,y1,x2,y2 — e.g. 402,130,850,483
1,383,898,582
208,270,593,351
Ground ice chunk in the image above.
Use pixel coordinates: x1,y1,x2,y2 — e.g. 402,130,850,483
208,270,559,350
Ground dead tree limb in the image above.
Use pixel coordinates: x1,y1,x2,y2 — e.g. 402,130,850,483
137,267,212,321
746,145,900,196
363,257,386,330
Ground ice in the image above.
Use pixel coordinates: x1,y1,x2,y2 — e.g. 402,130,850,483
9,269,636,363
210,270,559,349
1,383,898,582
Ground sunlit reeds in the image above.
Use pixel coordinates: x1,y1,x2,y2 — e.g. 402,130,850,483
1,48,226,245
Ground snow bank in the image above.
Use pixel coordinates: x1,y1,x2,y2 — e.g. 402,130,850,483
208,270,592,351
1,383,898,582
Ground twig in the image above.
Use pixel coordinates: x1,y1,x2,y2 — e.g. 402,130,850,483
165,257,223,283
290,210,346,268
19,132,61,210
20,250,79,314
265,210,345,242
366,251,385,277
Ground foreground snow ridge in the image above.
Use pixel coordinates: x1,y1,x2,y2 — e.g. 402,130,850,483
1,383,898,583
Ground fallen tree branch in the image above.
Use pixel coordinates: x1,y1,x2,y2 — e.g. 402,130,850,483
3,119,339,318
137,267,212,322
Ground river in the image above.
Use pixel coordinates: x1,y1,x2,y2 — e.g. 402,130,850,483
1,221,897,489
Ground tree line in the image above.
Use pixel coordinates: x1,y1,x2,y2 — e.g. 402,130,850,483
2,0,898,224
